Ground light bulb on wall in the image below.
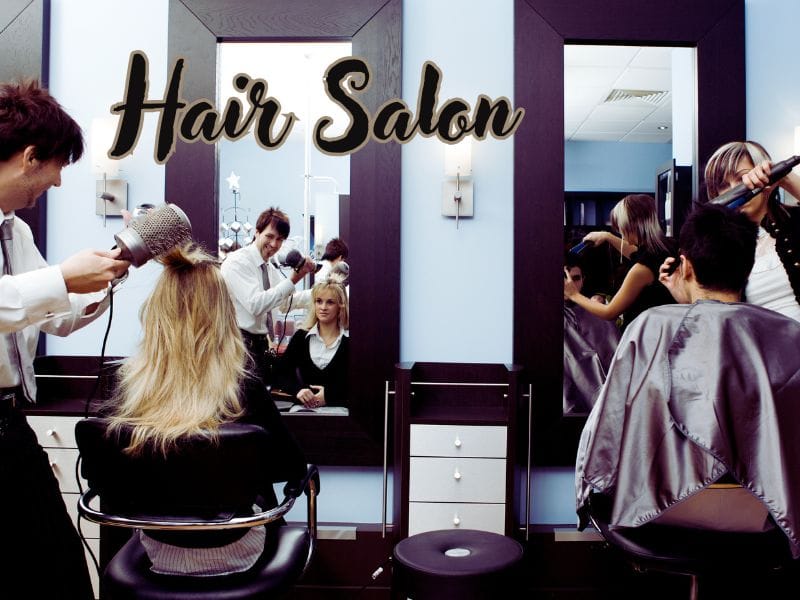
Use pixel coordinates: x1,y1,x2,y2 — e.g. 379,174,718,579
442,139,474,228
91,117,128,226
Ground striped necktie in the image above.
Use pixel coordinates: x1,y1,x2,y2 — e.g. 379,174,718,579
1,218,33,402
260,263,275,340
1,218,12,275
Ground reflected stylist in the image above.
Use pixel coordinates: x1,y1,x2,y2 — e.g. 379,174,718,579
221,207,315,387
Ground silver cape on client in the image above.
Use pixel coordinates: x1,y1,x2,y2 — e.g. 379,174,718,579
563,303,621,414
575,300,800,557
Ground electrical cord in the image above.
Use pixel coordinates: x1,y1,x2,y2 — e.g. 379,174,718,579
76,286,117,584
352,555,392,596
83,287,114,418
273,260,295,350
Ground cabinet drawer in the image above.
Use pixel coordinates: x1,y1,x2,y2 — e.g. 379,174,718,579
409,457,506,503
410,424,506,458
28,415,83,449
64,492,99,539
409,502,505,536
43,448,87,494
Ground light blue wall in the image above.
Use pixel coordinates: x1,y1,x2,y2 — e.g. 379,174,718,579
744,0,800,158
400,0,514,363
565,141,672,192
45,0,168,357
40,0,800,527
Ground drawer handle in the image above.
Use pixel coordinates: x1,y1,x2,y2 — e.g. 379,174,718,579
46,429,57,437
49,460,58,470
453,515,461,526
454,437,462,448
453,468,462,481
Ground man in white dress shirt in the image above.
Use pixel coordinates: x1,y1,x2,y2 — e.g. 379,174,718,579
0,80,130,599
221,206,315,386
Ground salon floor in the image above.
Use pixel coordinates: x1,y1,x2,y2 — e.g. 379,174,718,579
286,543,800,599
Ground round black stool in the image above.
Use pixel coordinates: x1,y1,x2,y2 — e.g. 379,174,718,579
391,529,524,599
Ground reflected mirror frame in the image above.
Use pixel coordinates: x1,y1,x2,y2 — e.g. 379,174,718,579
514,0,746,466
166,0,401,466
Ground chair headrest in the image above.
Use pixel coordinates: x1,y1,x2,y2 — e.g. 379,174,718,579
76,418,274,517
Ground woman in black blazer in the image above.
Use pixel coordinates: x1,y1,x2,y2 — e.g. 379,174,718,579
277,279,349,407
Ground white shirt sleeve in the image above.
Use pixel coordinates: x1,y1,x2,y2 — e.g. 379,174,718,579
0,266,72,333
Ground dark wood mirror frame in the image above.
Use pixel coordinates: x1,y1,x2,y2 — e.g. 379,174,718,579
167,0,401,466
0,0,49,254
513,0,745,466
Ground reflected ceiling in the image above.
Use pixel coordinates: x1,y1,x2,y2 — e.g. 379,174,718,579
565,45,675,144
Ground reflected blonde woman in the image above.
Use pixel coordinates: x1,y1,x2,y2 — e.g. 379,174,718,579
564,194,675,331
275,278,350,408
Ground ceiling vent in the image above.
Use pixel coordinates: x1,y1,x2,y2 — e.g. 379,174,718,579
603,89,670,106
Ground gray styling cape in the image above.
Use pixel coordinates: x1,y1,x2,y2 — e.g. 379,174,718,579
575,301,800,557
563,303,621,414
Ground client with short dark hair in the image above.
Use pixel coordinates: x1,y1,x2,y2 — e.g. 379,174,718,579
563,254,620,414
576,203,800,558
105,243,306,575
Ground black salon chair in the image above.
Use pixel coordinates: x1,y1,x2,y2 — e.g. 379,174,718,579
75,418,319,599
586,486,795,600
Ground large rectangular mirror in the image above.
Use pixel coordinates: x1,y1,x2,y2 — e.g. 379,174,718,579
562,44,694,416
514,0,746,465
217,42,351,413
166,0,401,465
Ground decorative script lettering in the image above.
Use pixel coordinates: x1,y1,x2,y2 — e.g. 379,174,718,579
108,50,525,164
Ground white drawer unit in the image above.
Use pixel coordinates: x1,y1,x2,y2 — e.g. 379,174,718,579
407,425,508,536
410,424,507,457
408,502,506,536
394,363,521,540
409,456,506,503
28,415,82,449
28,414,99,599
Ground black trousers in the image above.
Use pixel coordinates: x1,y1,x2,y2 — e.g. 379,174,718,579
240,330,272,386
0,407,95,599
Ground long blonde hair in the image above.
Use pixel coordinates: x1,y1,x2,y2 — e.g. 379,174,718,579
106,244,248,455
610,194,670,255
302,279,349,331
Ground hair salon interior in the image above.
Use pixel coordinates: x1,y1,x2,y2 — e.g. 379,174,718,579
6,0,800,597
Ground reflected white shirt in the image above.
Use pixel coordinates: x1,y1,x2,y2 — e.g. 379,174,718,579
220,243,310,335
305,324,348,369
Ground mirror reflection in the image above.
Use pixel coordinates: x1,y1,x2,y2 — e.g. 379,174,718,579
562,44,695,415
218,42,352,415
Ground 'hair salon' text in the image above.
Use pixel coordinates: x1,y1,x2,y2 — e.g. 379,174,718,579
109,51,526,164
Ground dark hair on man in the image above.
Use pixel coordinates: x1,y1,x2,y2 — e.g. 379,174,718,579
678,203,757,293
0,80,84,164
321,237,349,261
565,252,583,271
255,207,290,239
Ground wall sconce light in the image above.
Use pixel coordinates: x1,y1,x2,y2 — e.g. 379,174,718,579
91,117,128,226
442,139,473,228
